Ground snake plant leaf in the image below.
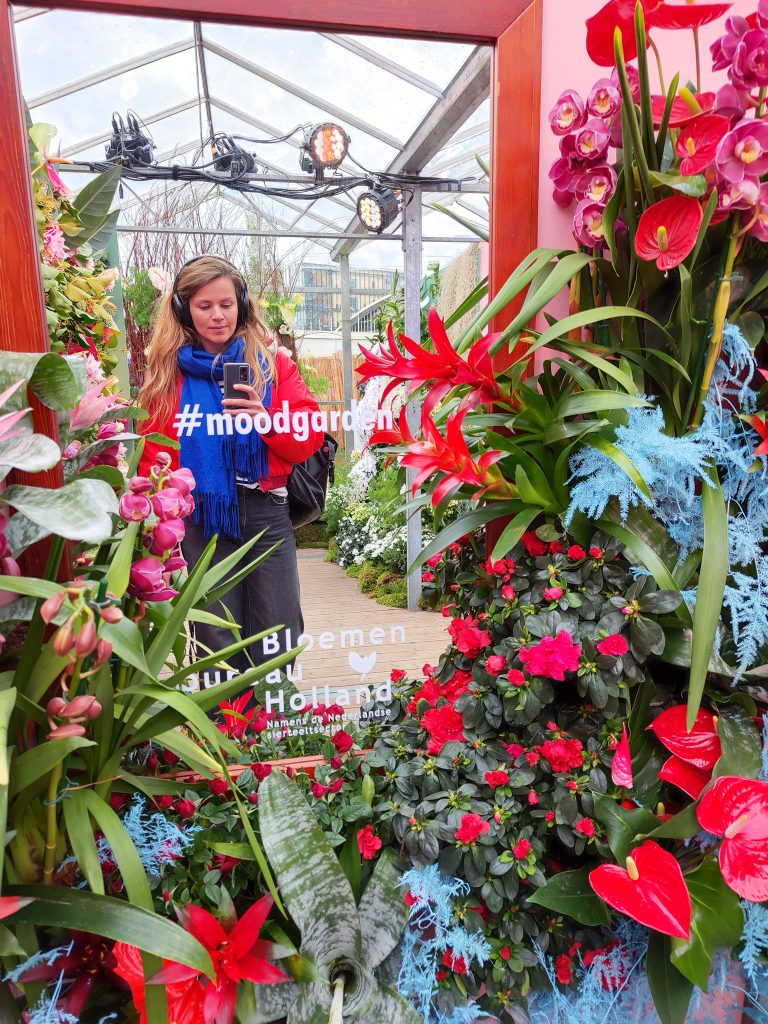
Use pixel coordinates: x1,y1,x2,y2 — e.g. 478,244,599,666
285,983,333,1024
259,770,361,967
252,980,301,1023
357,985,424,1024
358,849,409,970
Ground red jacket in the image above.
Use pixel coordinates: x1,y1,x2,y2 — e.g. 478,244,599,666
139,351,324,488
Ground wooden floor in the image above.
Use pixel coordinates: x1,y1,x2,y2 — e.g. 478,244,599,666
291,549,447,699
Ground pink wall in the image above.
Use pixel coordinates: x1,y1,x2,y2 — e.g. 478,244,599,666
537,0,755,253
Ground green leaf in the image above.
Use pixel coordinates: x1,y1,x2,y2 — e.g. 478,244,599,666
358,849,408,968
8,885,213,977
556,341,639,395
431,202,488,241
646,931,693,1024
557,391,649,419
209,841,259,861
445,277,488,329
713,706,761,780
105,521,140,599
0,353,86,411
648,170,708,197
411,501,520,572
531,306,673,357
0,576,61,601
527,866,611,926
642,804,700,841
101,615,154,677
1,480,118,544
70,165,121,236
688,468,728,729
0,432,60,475
671,858,744,990
259,769,361,965
63,790,105,895
593,794,658,862
10,737,94,797
582,436,651,499
490,507,539,561
119,684,239,759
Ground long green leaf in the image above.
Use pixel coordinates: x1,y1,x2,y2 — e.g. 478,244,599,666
358,849,408,969
687,468,728,729
118,684,239,759
10,737,94,797
62,790,105,895
101,615,154,678
431,202,488,241
410,501,519,572
8,885,213,977
445,277,488,329
646,932,693,1024
556,391,649,418
582,437,651,500
105,521,140,598
530,306,673,356
556,341,639,395
498,252,596,346
0,576,60,601
490,507,538,561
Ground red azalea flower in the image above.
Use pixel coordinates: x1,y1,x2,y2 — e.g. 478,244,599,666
485,654,507,675
442,949,468,975
485,769,510,788
174,798,196,820
647,705,721,769
422,704,465,754
455,812,490,845
151,897,288,1024
522,530,548,556
589,840,692,939
208,777,229,797
635,195,703,270
555,953,574,985
514,838,532,859
538,737,584,774
508,669,527,687
567,544,586,560
676,113,731,174
357,824,383,860
658,755,711,799
213,855,242,876
697,776,768,900
611,724,634,788
447,615,493,657
519,631,582,681
597,633,629,657
575,817,596,838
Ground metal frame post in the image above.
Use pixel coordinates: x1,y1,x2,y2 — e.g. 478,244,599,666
339,253,354,453
403,186,423,613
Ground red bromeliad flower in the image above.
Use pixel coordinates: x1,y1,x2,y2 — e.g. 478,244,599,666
675,113,731,174
356,309,508,419
150,897,288,1024
589,840,692,938
697,776,768,900
746,413,768,457
389,408,504,507
611,724,634,788
635,195,703,270
114,942,206,1024
217,692,258,740
587,0,731,67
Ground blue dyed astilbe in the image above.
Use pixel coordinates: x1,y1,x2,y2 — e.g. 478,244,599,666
398,866,493,1024
567,323,768,674
27,974,79,1024
3,943,71,984
740,900,768,989
98,795,200,877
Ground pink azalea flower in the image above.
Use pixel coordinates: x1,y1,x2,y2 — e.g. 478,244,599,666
519,631,582,681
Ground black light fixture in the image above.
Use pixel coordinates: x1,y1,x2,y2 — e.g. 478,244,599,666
357,186,399,234
210,133,256,178
105,112,155,168
299,122,350,176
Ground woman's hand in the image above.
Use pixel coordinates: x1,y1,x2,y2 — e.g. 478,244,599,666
222,383,267,417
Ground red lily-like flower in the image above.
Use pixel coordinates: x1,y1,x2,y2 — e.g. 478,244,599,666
589,840,692,938
217,692,257,740
746,413,768,457
649,705,721,798
0,895,31,920
587,0,731,67
658,756,712,799
611,724,634,788
635,195,703,270
356,309,508,419
397,409,504,507
651,1,731,29
675,113,731,174
651,91,716,127
152,897,288,1024
697,776,768,901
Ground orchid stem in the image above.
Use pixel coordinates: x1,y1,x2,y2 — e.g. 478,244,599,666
758,86,767,118
648,37,666,94
328,976,345,1024
693,28,701,92
43,761,63,885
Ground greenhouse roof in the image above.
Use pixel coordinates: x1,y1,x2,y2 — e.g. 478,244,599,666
13,6,491,269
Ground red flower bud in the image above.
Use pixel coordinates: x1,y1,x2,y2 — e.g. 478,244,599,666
74,621,98,658
94,639,112,667
46,696,68,717
40,591,66,624
53,622,75,657
99,604,123,623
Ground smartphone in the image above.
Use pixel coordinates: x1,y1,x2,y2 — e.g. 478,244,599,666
223,362,252,401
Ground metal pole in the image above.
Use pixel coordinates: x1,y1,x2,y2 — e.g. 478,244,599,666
403,186,423,613
339,254,354,454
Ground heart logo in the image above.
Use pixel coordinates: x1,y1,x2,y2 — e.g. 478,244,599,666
589,840,691,939
348,651,377,677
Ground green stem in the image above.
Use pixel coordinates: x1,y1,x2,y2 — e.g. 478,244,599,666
693,28,701,92
43,761,63,885
691,215,741,428
648,36,666,94
757,86,766,118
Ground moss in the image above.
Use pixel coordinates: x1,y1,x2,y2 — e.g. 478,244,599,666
346,563,362,578
377,589,407,609
295,522,329,548
326,538,340,563
358,563,380,593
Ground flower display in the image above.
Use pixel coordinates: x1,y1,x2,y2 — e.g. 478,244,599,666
697,776,768,900
635,195,703,269
518,630,582,680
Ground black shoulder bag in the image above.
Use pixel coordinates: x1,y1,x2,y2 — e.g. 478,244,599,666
287,433,338,529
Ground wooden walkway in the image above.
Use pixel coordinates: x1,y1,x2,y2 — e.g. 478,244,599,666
292,549,447,699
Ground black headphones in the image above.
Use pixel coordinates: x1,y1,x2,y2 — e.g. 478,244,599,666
171,255,250,332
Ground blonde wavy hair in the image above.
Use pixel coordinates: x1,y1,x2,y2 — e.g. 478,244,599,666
138,255,275,423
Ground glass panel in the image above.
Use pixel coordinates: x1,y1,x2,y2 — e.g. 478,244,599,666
344,33,476,90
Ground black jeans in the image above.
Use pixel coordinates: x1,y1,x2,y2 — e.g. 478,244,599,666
182,486,303,691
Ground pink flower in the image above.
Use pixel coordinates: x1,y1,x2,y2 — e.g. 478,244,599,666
575,165,616,204
548,90,586,135
119,492,152,522
147,518,186,556
750,183,768,241
731,28,768,91
718,177,760,212
69,369,129,432
128,557,178,602
596,633,629,657
485,655,507,675
544,586,565,602
152,488,186,521
501,584,516,601
519,631,581,681
587,79,621,119
43,223,68,264
422,571,435,583
528,791,539,805
573,118,610,163
573,199,607,249
716,118,768,183
447,615,492,657
455,813,490,845
513,838,532,859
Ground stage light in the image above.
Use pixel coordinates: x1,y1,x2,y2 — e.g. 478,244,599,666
299,123,350,175
211,134,256,177
357,187,399,233
105,112,155,168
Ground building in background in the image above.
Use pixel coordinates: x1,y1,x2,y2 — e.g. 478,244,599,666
295,263,395,332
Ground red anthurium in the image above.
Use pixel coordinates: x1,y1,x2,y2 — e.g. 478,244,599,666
658,755,712,799
635,195,703,270
586,0,660,66
746,414,768,457
697,776,768,901
651,2,732,30
399,409,504,507
647,705,721,769
611,724,634,788
650,91,716,127
0,895,31,920
675,114,731,174
589,840,692,939
151,896,288,1024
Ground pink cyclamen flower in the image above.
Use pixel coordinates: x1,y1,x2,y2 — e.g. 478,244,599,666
716,119,768,183
573,199,607,249
587,78,621,120
548,90,586,136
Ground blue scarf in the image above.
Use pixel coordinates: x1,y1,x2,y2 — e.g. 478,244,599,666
177,338,272,540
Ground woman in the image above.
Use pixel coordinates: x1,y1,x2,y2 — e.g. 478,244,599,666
138,254,323,688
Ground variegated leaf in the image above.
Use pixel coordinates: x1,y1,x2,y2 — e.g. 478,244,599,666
259,770,361,967
358,849,408,969
352,985,422,1024
285,983,331,1024
252,980,300,1023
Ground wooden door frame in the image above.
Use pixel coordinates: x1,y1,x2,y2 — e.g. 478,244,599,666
0,0,543,442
